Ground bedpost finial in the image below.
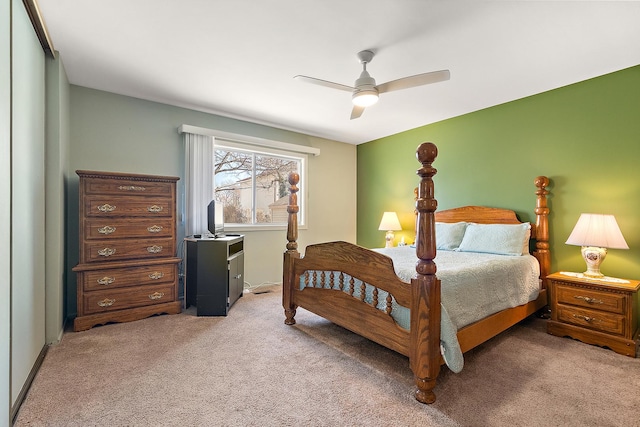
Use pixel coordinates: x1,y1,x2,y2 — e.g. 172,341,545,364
416,142,438,164
288,172,300,186
534,175,549,190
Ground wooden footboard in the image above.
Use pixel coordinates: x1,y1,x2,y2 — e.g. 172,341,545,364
283,142,551,405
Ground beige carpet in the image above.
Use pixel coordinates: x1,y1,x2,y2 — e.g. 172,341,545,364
14,285,640,426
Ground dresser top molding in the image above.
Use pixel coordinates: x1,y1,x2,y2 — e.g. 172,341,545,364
76,170,179,183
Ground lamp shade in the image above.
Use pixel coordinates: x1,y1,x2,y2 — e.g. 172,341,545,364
565,213,629,249
378,212,402,231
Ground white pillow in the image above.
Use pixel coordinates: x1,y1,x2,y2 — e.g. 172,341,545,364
435,222,468,251
457,222,531,256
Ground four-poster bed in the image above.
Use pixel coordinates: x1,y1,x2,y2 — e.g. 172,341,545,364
282,142,551,403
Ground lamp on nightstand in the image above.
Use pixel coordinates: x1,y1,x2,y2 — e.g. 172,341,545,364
565,213,629,278
378,212,402,248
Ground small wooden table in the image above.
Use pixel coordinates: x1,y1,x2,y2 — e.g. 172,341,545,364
547,272,639,357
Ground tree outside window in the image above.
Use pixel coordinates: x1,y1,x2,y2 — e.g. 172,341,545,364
214,145,301,226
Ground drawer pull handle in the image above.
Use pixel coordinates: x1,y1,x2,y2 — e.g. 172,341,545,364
98,225,116,235
118,185,146,191
97,276,115,285
573,314,599,323
97,298,116,307
97,247,116,257
149,272,164,280
97,203,116,213
147,245,163,254
147,225,163,233
574,295,604,305
147,205,163,213
149,292,165,300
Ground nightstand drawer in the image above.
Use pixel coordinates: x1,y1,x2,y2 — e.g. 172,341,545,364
555,283,626,314
557,304,626,336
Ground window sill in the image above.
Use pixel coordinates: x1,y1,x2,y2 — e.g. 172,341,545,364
225,224,308,232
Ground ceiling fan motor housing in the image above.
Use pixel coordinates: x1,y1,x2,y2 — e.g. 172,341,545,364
352,70,379,106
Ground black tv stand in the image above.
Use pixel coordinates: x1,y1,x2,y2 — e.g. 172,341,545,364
184,235,244,316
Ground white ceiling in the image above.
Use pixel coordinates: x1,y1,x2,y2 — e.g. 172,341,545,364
37,1,640,145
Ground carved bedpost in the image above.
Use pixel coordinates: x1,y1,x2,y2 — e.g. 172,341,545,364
414,187,418,244
533,176,551,289
410,142,441,404
283,172,300,325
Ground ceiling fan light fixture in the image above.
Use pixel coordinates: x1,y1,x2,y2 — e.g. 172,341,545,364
352,89,379,107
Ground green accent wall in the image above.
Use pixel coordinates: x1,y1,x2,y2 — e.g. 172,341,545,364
357,65,640,282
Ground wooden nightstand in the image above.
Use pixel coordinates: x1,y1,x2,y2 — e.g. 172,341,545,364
547,272,640,357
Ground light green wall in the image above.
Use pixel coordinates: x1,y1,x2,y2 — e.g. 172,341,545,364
357,65,640,282
67,86,356,317
45,54,70,344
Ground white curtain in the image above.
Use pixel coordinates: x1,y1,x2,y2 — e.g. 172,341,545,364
183,132,215,236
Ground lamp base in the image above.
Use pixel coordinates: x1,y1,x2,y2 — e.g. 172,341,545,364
580,246,608,278
385,230,395,248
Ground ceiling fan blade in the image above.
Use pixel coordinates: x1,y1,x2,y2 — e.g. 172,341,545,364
350,105,365,120
294,75,354,92
376,70,450,94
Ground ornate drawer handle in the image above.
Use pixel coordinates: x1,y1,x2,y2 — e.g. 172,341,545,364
147,205,163,213
118,185,146,191
98,247,117,257
147,225,163,233
148,292,165,300
147,245,163,254
97,276,115,285
97,204,116,213
97,298,116,307
149,272,164,280
574,295,604,305
573,314,599,323
98,225,116,235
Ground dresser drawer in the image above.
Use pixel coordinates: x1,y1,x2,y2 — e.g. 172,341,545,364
555,283,626,314
84,238,176,262
84,218,173,240
557,304,626,336
82,283,177,315
85,196,173,218
83,177,174,197
81,263,177,292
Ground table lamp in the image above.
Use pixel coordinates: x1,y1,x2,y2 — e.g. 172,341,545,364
565,213,629,278
378,212,402,248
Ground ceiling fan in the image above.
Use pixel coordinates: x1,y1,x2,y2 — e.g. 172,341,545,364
294,50,450,120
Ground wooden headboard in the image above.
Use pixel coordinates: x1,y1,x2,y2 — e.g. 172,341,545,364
413,176,551,286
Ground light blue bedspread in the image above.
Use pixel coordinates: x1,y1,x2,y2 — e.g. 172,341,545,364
373,246,540,372
299,246,540,373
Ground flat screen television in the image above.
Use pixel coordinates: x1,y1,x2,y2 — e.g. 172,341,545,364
207,200,225,237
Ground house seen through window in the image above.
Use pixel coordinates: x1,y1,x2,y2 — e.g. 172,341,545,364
214,142,304,227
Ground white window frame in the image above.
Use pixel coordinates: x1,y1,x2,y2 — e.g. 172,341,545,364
214,139,308,232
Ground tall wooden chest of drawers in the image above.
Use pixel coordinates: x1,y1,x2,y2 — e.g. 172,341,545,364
73,170,182,331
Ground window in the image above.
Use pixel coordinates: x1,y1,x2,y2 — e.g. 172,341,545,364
214,140,306,229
